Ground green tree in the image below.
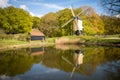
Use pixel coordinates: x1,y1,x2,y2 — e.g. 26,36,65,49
32,16,41,29
0,8,9,32
57,9,73,36
0,6,33,34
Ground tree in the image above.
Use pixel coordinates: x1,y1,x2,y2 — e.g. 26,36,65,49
57,6,104,36
0,8,9,32
76,6,104,35
32,16,41,29
101,15,120,34
57,9,74,36
40,12,59,37
101,0,120,15
0,6,33,34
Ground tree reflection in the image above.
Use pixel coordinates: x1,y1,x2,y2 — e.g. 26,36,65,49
42,46,120,77
104,47,120,61
0,47,43,77
0,46,120,80
0,49,32,76
42,46,104,76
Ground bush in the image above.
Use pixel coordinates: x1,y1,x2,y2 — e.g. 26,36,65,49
0,34,28,41
0,34,13,40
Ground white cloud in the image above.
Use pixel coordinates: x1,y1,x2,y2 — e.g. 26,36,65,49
20,5,42,17
0,0,10,8
113,14,120,18
28,2,65,10
29,12,35,16
20,5,28,10
30,11,43,17
35,14,43,17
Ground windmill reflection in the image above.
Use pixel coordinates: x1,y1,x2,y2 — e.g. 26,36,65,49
62,49,84,79
74,50,84,66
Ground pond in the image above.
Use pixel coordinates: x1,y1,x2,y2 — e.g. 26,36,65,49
0,45,120,80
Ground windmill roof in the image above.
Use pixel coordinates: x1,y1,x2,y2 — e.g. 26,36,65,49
30,29,45,36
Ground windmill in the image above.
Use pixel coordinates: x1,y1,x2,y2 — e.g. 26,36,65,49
61,6,88,35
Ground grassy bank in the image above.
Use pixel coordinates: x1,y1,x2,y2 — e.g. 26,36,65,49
0,35,120,50
54,35,120,46
0,39,53,50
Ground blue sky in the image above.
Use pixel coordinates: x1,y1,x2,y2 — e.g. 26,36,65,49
0,0,103,17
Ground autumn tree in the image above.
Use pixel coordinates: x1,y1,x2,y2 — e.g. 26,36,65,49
101,15,120,34
57,6,104,36
75,6,104,35
40,12,59,37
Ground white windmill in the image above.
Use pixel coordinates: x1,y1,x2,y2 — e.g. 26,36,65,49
61,6,88,35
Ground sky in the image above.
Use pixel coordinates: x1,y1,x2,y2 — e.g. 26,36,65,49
0,0,103,17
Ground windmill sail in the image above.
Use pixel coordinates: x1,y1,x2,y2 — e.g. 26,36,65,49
61,18,74,27
70,6,75,17
70,6,80,31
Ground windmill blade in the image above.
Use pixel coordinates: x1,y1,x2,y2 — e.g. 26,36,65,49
76,7,89,17
61,56,74,66
61,18,74,27
70,5,75,17
70,67,76,78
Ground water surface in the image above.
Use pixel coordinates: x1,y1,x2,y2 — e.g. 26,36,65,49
0,45,120,80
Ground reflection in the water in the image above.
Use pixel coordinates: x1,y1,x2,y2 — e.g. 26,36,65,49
55,44,84,50
0,48,43,78
31,47,44,56
74,50,84,66
71,50,84,78
0,46,120,80
62,49,84,78
0,49,32,76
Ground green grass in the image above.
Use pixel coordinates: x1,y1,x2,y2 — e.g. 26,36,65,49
0,39,54,49
0,40,28,47
0,35,119,49
45,37,56,43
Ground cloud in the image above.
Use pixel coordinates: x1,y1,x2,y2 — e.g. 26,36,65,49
0,0,10,8
20,4,42,17
20,5,28,10
30,12,43,17
28,2,65,10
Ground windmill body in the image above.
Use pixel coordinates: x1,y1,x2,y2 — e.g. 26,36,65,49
73,17,83,35
77,18,83,31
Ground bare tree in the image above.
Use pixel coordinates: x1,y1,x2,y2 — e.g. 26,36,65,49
101,0,120,15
